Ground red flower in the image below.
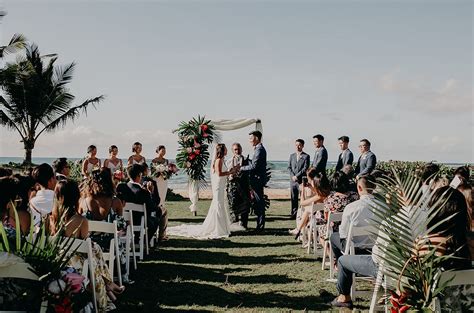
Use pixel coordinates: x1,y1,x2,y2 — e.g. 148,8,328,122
195,149,201,155
55,297,72,313
188,154,196,160
202,133,209,138
200,124,209,132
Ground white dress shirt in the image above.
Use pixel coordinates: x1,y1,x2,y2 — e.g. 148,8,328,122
30,189,55,225
339,194,378,248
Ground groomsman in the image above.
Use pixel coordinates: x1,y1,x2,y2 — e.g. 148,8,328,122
288,139,310,219
335,136,354,172
354,139,377,179
312,134,328,174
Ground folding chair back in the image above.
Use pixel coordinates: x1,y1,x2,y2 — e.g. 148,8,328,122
58,237,97,312
431,269,474,313
121,210,137,272
88,220,122,286
123,202,149,259
322,211,343,280
306,203,324,254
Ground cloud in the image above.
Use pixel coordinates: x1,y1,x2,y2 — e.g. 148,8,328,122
377,113,399,122
378,72,473,115
0,125,179,159
321,112,343,121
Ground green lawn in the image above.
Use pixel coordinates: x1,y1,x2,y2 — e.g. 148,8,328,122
116,200,371,312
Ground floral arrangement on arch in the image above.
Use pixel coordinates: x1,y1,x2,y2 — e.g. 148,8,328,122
174,116,216,182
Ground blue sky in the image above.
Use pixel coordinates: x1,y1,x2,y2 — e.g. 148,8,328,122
0,0,472,162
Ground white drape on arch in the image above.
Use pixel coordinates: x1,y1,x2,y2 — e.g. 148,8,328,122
187,117,262,213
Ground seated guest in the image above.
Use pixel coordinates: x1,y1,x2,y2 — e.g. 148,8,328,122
342,164,357,193
52,157,70,180
324,172,359,213
420,163,440,193
140,163,168,242
117,164,160,243
50,180,124,311
289,168,330,239
331,185,470,309
11,174,35,234
454,165,470,186
330,175,377,263
82,145,101,179
0,177,21,237
30,163,56,226
0,167,13,178
79,168,123,221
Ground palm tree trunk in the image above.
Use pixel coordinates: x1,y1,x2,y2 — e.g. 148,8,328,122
23,139,34,165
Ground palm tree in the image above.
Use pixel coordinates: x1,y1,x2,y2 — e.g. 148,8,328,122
0,39,103,164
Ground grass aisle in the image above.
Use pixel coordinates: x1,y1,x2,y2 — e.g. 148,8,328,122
117,200,370,312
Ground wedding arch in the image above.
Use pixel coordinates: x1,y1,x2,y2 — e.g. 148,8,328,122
174,116,263,213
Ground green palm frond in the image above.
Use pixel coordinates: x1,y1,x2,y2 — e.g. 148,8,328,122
371,166,463,309
0,33,27,58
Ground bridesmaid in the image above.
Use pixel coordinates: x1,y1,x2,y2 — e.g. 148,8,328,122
81,145,101,178
151,145,168,207
104,145,123,175
127,142,146,166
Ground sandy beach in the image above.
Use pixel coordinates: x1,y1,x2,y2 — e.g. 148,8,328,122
174,188,290,200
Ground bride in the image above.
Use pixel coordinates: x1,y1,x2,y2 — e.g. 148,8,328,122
167,144,243,239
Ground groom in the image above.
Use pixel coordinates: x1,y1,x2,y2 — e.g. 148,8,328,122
240,130,267,231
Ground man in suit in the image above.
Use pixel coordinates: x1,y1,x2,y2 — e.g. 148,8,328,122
288,139,310,219
240,130,267,230
354,139,377,180
312,134,328,174
335,136,354,172
117,164,161,242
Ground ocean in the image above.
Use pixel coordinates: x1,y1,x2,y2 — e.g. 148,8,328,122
0,157,468,191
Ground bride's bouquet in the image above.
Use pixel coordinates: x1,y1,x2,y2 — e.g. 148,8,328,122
151,163,179,180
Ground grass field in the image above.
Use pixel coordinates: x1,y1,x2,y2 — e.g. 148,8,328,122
116,200,371,312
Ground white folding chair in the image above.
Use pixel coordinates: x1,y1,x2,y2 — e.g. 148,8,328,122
430,269,474,313
58,237,97,313
369,267,388,313
0,262,48,313
88,220,122,286
321,211,343,281
306,203,324,254
344,223,377,298
120,210,137,273
123,202,149,260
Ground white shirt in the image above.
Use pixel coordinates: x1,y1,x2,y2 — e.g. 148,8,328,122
29,189,55,225
339,194,378,248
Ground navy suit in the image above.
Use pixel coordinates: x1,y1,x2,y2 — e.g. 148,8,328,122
312,146,328,174
116,181,160,239
288,152,310,216
335,149,354,172
354,151,377,177
240,143,267,229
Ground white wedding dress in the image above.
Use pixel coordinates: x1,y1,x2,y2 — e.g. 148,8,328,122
167,161,243,239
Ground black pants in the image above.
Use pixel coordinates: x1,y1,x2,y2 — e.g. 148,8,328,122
290,180,300,217
253,183,265,229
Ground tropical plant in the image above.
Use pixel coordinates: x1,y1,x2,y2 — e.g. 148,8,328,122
0,37,103,165
0,205,78,282
371,167,462,311
174,115,216,183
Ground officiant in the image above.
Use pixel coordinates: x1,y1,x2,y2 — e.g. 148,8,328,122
226,143,251,229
